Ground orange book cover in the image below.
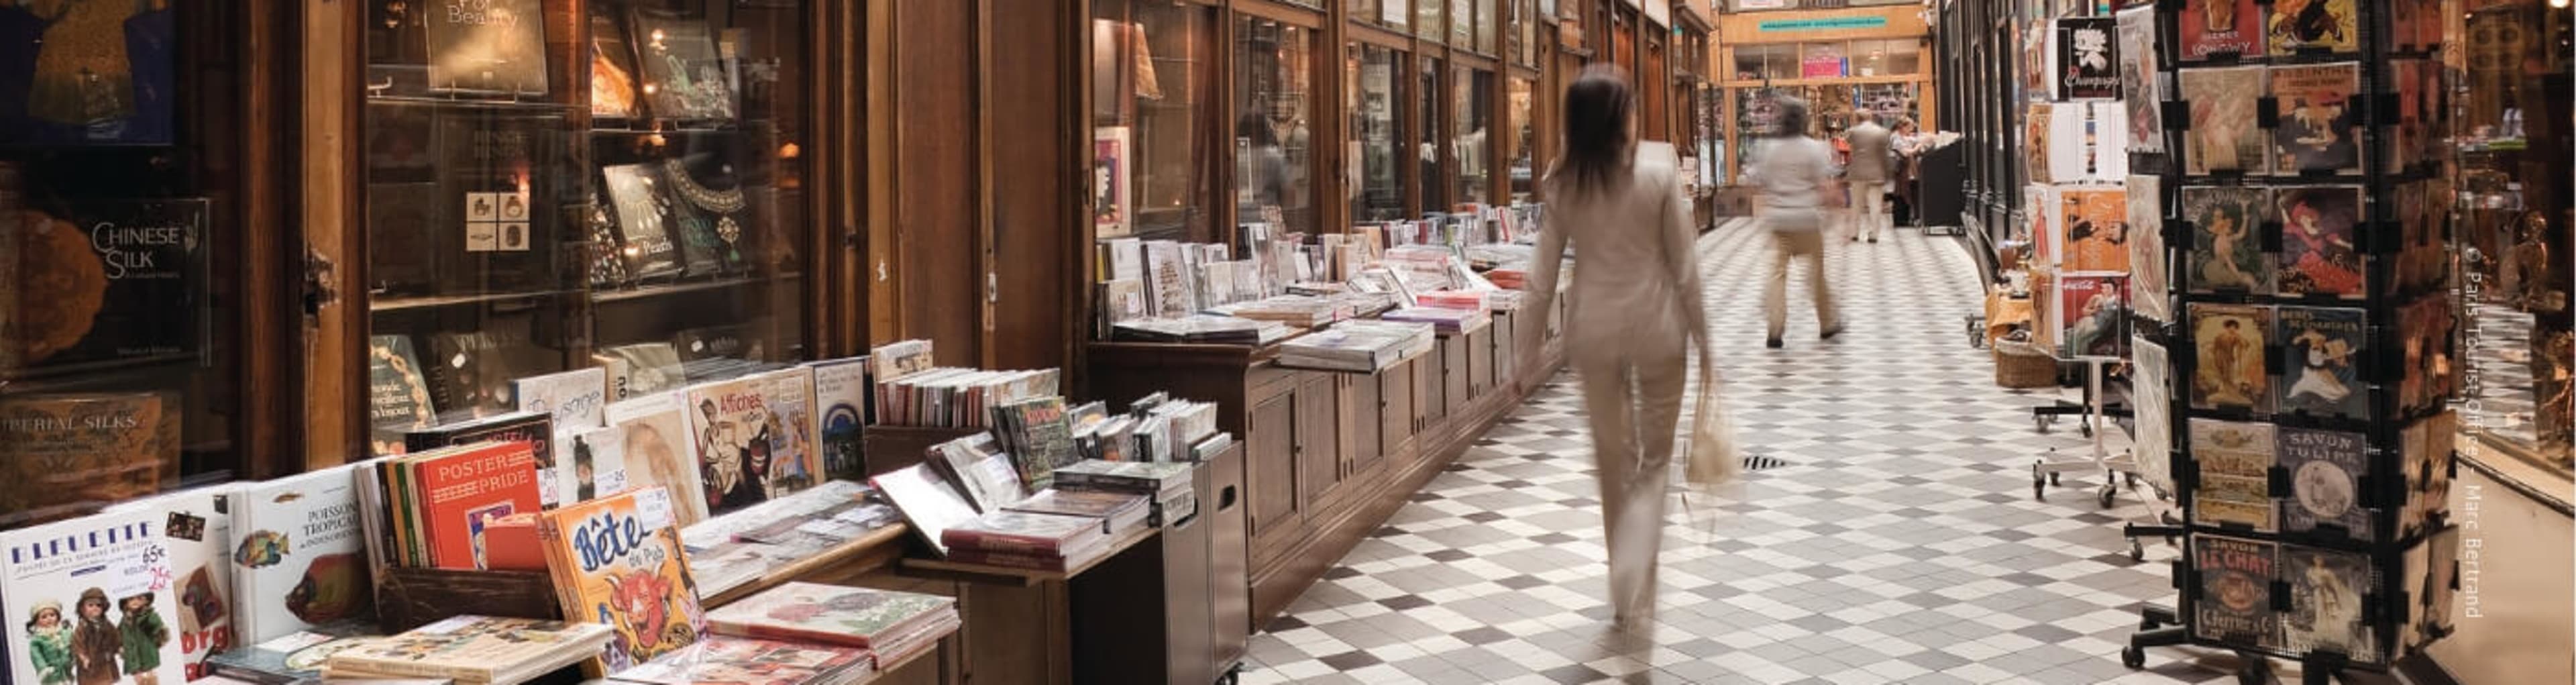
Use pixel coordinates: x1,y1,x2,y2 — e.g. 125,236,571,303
410,441,543,570
480,513,549,571
536,486,705,672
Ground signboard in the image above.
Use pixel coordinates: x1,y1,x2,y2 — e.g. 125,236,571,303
1757,16,1892,32
1801,46,1846,78
1734,0,1795,11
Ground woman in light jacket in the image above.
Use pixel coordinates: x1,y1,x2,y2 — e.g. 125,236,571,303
1517,66,1711,628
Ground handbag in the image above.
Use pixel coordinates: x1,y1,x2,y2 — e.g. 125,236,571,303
1681,337,1745,492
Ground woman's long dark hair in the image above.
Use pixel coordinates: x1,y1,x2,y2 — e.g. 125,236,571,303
1558,66,1633,199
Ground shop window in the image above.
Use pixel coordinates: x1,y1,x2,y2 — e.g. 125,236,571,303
1232,16,1316,236
1419,0,1445,39
0,2,244,528
1851,38,1921,77
1418,56,1448,213
1734,44,1796,81
1451,0,1474,47
1800,42,1849,79
1454,68,1493,206
1094,1,1218,245
1348,44,1406,222
1507,77,1537,200
1479,0,1501,54
359,1,816,454
2453,0,2573,476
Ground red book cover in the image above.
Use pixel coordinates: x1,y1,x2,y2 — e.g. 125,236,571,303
478,513,549,571
411,441,544,570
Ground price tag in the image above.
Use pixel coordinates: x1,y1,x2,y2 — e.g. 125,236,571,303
637,489,675,531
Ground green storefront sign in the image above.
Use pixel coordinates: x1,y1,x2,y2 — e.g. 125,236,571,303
1756,16,1890,32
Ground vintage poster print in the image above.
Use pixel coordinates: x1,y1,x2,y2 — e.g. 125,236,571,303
2056,18,2120,100
2180,66,2269,174
2191,303,2274,413
2283,545,2378,662
2118,7,2166,153
2183,186,2274,294
2057,275,2127,360
2194,535,2280,647
2061,189,2130,273
2133,339,2175,494
2270,64,2363,175
2191,419,2279,531
2026,103,2058,185
2275,186,2366,297
2279,427,2371,539
2268,0,2361,54
2178,0,2266,60
2127,175,2171,322
2277,307,2369,419
1093,127,1132,239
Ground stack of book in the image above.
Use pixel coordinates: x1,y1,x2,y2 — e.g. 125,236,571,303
871,366,1061,428
1279,319,1436,372
938,510,1114,571
323,616,614,685
607,635,875,685
704,582,961,672
1381,306,1491,334
1214,294,1352,328
1054,459,1200,527
1415,290,1490,311
1004,488,1152,535
368,439,546,570
1110,314,1292,346
1463,242,1535,270
1485,261,1530,290
206,621,385,684
681,481,898,597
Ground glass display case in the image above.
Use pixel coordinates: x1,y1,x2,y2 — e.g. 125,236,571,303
1094,0,1220,244
1507,76,1537,201
1419,0,1446,40
360,0,816,454
2451,0,2573,476
0,1,244,528
1453,67,1493,206
1232,15,1316,236
1349,43,1407,222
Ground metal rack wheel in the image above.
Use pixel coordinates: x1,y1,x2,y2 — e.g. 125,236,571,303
2129,539,2146,562
2032,463,2048,500
2098,485,2118,509
2050,471,2062,486
2035,414,2056,433
2122,645,2147,670
2238,656,2271,685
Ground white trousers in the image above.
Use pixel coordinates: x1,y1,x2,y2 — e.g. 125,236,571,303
1572,335,1688,621
1848,180,1888,240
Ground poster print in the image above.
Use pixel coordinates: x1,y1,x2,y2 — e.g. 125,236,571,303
2055,18,2120,100
2178,0,2266,60
2277,307,2369,419
0,1,176,146
1093,127,1134,240
2190,303,2274,413
2279,427,2371,539
2183,186,2274,294
2180,66,2269,174
2267,0,2361,54
2276,186,2365,298
2026,103,2057,185
2061,188,2130,273
2283,545,2377,663
2117,7,2165,153
2191,419,2278,531
2194,535,2279,647
2269,64,2363,175
2057,274,2127,359
2133,338,2175,494
2127,175,2171,322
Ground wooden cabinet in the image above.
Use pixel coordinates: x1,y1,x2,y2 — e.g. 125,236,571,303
1345,372,1385,480
1414,343,1446,431
1244,386,1305,570
1466,325,1493,399
1442,333,1472,419
1293,374,1351,512
1381,359,1416,457
1491,311,1517,390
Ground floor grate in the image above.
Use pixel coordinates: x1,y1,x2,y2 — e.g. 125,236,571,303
1742,454,1791,472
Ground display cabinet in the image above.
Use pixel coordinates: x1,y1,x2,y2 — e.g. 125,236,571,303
2450,0,2573,481
1452,66,1493,206
1232,14,1318,237
1348,42,1407,221
1094,0,1220,247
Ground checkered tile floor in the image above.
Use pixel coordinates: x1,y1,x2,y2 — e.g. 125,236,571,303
1237,220,2244,684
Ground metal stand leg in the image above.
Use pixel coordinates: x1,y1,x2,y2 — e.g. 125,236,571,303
2035,359,2144,509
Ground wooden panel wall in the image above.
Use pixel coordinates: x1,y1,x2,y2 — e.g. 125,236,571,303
984,0,1077,372
890,1,987,367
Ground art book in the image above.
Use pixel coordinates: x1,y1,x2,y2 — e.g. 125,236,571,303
751,368,825,500
424,0,548,95
2116,7,2165,153
599,164,687,280
2057,274,2128,360
2059,189,2129,273
2132,339,2175,494
807,357,870,480
3,199,209,375
367,335,439,456
869,464,978,556
0,392,172,531
604,635,873,685
2055,18,2120,100
2182,185,2274,294
229,466,371,645
2267,0,2359,54
2277,307,2368,419
2190,303,2274,414
2125,175,2170,323
629,9,737,121
2269,64,2363,175
409,441,544,570
2282,545,2377,662
0,0,175,146
702,582,955,649
2194,535,2279,647
992,397,1076,490
109,489,236,681
321,615,611,685
2180,66,2269,174
2,510,184,685
517,367,610,508
684,376,780,518
2278,427,2371,540
537,488,706,672
2190,419,2277,531
605,392,710,527
2178,0,2265,60
589,11,642,119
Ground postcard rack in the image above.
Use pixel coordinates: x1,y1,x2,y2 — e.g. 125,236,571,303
2119,0,2466,680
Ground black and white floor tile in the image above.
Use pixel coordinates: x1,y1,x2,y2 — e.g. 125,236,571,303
1237,220,2243,684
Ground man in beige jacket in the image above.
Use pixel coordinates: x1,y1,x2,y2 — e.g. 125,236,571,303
1843,112,1894,244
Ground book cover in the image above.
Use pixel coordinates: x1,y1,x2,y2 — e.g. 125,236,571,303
752,368,824,500
2116,7,2165,153
590,11,641,119
807,358,869,480
2055,18,2118,100
2024,103,2057,185
604,635,871,685
629,9,737,121
2190,303,2275,414
425,330,554,419
2025,185,2055,265
537,488,706,672
2275,186,2365,299
598,343,686,401
684,376,782,517
940,511,1101,556
203,620,380,685
2277,307,2368,419
2056,274,2127,360
2132,339,2175,494
868,464,978,556
2278,427,2371,539
1093,127,1133,239
2193,535,2279,647
2190,419,2277,531
2282,545,2377,662
410,441,544,570
0,393,170,531
932,434,1026,513
567,425,631,504
2269,64,2363,175
2059,189,2129,273
991,397,1075,491
229,466,371,645
606,392,710,527
323,615,610,684
1004,490,1147,531
3,200,209,376
404,411,555,507
2180,66,2269,175
1,510,183,685
599,164,687,280
1143,241,1195,317
702,583,953,649
659,156,751,276
368,335,440,457
0,1,175,146
2126,176,2169,323
2178,0,2265,60
424,0,548,95
517,367,610,507
110,489,235,681
2267,0,2359,54
2182,186,2274,294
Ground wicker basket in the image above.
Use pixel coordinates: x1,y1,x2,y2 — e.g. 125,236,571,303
1993,339,2059,388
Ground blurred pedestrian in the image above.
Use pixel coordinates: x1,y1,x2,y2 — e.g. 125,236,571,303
1744,95,1844,348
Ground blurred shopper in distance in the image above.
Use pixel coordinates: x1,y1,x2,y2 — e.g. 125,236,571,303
1745,95,1845,349
1892,117,1929,227
1843,111,1894,244
1516,66,1710,629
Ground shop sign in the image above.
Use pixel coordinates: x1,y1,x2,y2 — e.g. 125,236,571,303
1756,15,1890,32
1801,50,1845,78
1733,0,1795,11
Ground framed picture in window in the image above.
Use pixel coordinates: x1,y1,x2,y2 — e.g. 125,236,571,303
1094,126,1134,240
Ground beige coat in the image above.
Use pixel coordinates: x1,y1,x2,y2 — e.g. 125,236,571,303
1519,143,1709,358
